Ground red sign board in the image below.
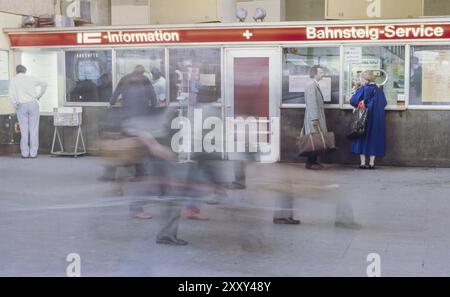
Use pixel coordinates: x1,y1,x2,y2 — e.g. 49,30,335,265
8,23,450,47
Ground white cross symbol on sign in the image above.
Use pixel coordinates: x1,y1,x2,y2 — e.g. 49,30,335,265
243,30,253,40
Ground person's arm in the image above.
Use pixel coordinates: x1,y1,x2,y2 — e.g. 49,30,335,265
350,87,364,108
146,80,158,107
8,80,19,108
159,78,167,103
34,78,47,100
380,88,388,107
110,78,123,106
305,84,319,123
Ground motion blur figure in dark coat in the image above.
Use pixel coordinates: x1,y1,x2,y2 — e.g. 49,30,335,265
99,65,158,182
110,65,158,119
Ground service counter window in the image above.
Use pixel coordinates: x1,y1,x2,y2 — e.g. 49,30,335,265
343,46,405,108
282,47,340,105
410,45,450,107
65,50,112,103
116,49,166,105
169,48,221,104
0,50,9,97
13,50,60,113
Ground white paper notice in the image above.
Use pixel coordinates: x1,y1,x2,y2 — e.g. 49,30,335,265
345,47,362,64
289,75,310,93
318,77,332,102
199,74,216,87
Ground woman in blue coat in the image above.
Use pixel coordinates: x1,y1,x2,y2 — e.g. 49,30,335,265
350,70,387,169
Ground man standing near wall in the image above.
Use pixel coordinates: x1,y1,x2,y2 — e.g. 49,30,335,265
304,65,327,170
9,65,47,159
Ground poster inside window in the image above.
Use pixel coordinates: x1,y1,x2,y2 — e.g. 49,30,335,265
344,46,405,107
410,45,450,106
65,50,112,103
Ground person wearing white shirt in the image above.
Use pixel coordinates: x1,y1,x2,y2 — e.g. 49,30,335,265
150,68,167,107
9,65,47,158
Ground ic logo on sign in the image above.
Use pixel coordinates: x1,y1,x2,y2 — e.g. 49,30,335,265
366,0,381,18
77,32,102,44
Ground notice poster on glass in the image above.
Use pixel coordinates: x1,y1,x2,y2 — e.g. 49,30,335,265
0,51,9,96
319,77,332,102
346,58,381,100
421,51,450,103
383,63,405,105
22,52,59,113
199,74,216,87
345,47,362,65
289,75,310,93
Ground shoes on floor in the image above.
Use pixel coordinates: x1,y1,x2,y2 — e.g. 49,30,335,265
156,236,188,246
273,217,301,225
334,221,362,230
182,208,209,220
306,163,324,170
226,182,246,189
131,212,153,220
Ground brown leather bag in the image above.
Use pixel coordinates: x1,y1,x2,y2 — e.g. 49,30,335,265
297,127,336,157
98,133,149,166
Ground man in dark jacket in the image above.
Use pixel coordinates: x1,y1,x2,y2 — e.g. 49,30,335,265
110,65,158,118
99,66,158,185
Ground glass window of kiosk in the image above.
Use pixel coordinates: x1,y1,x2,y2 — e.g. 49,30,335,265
282,47,340,105
169,48,221,104
13,50,60,113
115,49,166,105
65,50,112,103
410,45,450,106
343,46,406,108
169,48,223,158
0,50,9,97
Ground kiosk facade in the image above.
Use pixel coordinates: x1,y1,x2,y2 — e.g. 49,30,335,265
4,19,450,165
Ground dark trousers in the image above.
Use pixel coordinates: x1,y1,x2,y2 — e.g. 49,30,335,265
101,163,146,181
307,155,318,165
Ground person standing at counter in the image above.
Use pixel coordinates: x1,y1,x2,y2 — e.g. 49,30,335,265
304,65,328,170
350,70,387,169
9,65,47,159
150,67,167,107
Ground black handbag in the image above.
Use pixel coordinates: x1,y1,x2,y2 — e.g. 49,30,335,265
347,107,368,140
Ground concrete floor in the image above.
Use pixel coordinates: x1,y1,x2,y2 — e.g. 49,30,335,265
0,155,450,277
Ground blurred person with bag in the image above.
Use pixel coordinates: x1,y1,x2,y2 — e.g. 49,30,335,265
98,65,158,183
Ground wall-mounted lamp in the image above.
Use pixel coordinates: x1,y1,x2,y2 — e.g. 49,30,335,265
236,8,248,22
253,7,267,22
